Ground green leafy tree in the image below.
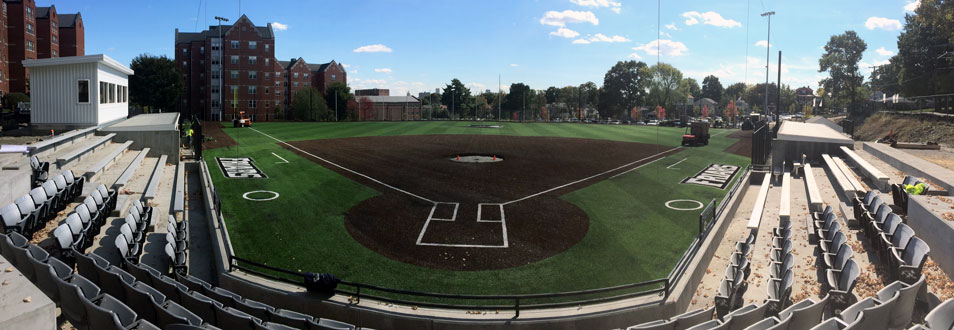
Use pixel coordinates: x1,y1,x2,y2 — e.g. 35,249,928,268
441,79,473,119
819,30,867,115
545,86,561,104
871,57,903,96
684,78,701,99
896,5,954,97
701,75,724,103
291,87,329,121
129,54,183,113
504,83,531,120
600,60,650,118
646,63,685,111
725,82,747,101
324,82,353,120
2,92,29,111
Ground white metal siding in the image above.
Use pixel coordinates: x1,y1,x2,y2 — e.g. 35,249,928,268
29,63,99,125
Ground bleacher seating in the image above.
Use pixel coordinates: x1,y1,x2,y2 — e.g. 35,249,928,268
840,146,890,190
55,133,117,168
715,234,755,318
764,218,794,315
30,155,51,188
891,176,930,214
923,298,954,329
804,164,824,212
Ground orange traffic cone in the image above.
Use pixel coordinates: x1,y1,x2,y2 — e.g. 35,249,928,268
493,155,496,160
457,155,460,161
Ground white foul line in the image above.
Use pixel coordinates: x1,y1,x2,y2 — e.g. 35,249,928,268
251,128,436,204
608,156,667,179
666,158,688,169
505,147,680,205
271,152,289,164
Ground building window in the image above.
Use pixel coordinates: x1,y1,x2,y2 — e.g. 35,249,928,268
304,73,309,79
211,41,220,50
122,86,128,103
211,86,219,94
265,87,269,94
26,6,32,18
200,46,205,54
265,58,269,66
275,90,281,96
52,21,57,29
99,82,106,104
248,100,257,108
275,81,280,86
230,56,238,64
52,35,57,44
264,73,270,79
109,83,116,103
265,100,270,108
211,57,219,65
26,23,33,35
265,44,269,51
248,41,257,49
293,82,299,87
248,86,257,94
293,72,299,79
275,71,281,77
248,56,257,65
182,61,188,67
77,80,90,103
182,48,188,54
26,41,34,51
231,40,239,49
230,70,238,79
211,70,220,79
248,71,257,79
52,50,57,57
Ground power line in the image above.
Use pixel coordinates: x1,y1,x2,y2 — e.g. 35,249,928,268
744,0,751,85
194,0,203,31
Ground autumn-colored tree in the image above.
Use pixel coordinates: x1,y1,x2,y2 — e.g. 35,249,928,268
656,105,666,119
726,100,738,122
702,105,709,118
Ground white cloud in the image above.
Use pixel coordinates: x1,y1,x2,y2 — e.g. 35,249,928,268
665,23,679,31
875,47,895,56
682,11,741,28
660,31,672,38
904,0,920,12
342,64,352,69
631,39,689,57
550,27,580,38
349,70,358,74
572,39,591,44
374,68,392,73
570,0,622,13
539,10,599,27
353,44,393,53
271,22,288,31
510,64,519,67
755,40,772,48
628,52,642,59
588,33,629,42
865,17,902,30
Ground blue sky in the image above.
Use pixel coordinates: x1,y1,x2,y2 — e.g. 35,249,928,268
70,0,919,95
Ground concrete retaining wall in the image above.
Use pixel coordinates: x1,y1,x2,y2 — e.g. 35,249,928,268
863,142,954,194
907,195,954,278
102,130,179,164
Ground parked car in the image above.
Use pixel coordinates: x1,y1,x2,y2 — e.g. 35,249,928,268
610,120,621,125
647,120,659,126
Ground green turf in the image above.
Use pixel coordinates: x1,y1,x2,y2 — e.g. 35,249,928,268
204,121,749,304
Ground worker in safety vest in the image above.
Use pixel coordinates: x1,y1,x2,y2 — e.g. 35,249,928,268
186,128,194,148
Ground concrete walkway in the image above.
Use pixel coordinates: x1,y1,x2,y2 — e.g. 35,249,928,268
184,161,216,283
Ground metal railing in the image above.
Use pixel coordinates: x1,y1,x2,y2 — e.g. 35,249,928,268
226,167,753,314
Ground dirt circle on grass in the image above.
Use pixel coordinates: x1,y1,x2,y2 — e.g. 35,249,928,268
282,135,680,271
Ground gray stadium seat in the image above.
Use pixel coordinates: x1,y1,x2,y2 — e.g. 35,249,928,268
889,275,924,329
15,244,48,282
823,245,853,274
157,300,203,328
874,213,901,252
75,251,108,284
63,170,85,198
730,252,750,278
839,295,895,330
808,318,850,330
41,180,64,211
765,270,793,315
15,194,41,234
814,211,835,234
98,265,136,301
925,299,954,330
83,196,104,225
770,240,792,262
786,295,828,330
52,174,71,201
75,203,96,232
52,224,77,261
154,273,188,304
29,187,52,221
207,286,242,307
853,191,877,221
123,280,166,323
827,259,860,310
813,205,834,222
725,303,767,330
1,203,26,234
166,241,187,275
673,307,713,330
83,293,140,330
820,231,846,255
179,287,222,325
125,214,146,243
715,279,736,318
686,319,727,330
31,256,62,301
627,318,673,330
311,318,357,330
169,215,186,239
30,155,50,187
892,237,930,284
0,231,27,261
214,304,260,330
267,308,313,329
134,199,153,226
129,206,149,234
771,253,793,279
65,213,89,249
819,220,842,245
742,317,780,330
884,223,914,259
97,184,117,211
256,321,298,330
167,232,186,254
178,273,213,294
867,204,891,239
234,298,274,322
56,273,101,326
127,260,164,287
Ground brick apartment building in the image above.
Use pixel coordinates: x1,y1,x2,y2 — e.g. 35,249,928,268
355,88,388,96
1,1,84,95
356,95,422,121
175,15,346,121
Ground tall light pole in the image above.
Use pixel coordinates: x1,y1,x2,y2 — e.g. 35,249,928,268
761,11,775,119
214,16,229,121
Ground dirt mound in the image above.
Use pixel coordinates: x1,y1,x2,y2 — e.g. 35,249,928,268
855,113,954,146
201,122,238,150
723,130,752,158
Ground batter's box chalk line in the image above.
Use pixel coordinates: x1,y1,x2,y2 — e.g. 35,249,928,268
416,202,509,248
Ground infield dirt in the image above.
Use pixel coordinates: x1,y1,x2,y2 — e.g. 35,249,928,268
283,135,680,271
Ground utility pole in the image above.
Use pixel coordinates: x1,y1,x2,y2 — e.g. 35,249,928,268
761,11,775,118
335,91,338,121
777,51,782,123
215,16,229,121
498,74,501,122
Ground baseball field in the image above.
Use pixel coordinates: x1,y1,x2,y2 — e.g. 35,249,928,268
203,121,749,304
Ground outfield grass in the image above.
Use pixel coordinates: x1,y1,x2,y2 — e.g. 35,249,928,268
204,121,749,304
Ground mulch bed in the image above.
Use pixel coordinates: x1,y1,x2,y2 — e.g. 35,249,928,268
284,135,680,271
201,121,238,150
723,129,752,158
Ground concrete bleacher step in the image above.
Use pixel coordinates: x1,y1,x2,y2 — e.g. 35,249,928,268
804,164,823,212
83,141,133,180
779,172,791,222
832,156,866,192
143,155,168,202
112,148,150,190
840,146,890,191
822,154,858,200
172,162,185,220
28,126,97,158
747,174,772,230
54,133,116,168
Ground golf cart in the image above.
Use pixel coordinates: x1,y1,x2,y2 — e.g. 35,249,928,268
233,111,252,128
681,122,710,146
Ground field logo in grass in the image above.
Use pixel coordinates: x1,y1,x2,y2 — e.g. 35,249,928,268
681,164,740,189
216,157,268,179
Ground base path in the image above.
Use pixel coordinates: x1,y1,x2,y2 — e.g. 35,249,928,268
276,134,680,271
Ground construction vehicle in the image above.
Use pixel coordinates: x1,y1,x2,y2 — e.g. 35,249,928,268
681,122,710,146
233,111,252,128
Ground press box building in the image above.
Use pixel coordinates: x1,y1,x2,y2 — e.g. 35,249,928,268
22,54,133,130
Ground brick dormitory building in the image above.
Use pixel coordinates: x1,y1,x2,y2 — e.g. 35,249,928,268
0,0,84,97
175,15,346,121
